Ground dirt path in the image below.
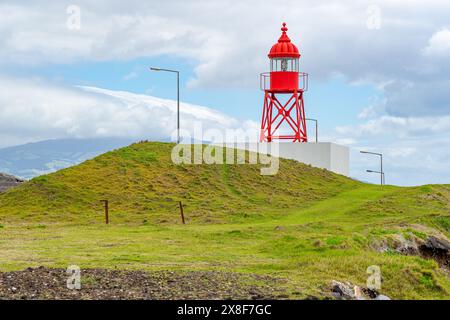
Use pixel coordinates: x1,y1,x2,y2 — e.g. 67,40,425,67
0,267,289,300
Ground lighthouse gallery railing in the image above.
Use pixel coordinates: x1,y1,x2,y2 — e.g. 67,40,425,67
260,72,309,92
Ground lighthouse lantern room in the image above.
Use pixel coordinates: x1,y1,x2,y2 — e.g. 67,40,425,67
260,23,309,142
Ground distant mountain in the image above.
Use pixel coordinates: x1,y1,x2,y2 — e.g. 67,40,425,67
0,138,135,180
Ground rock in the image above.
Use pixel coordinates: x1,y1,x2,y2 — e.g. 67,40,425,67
353,286,367,300
419,235,450,268
362,287,378,299
425,236,450,252
331,280,391,300
331,280,355,299
370,239,389,253
392,234,419,255
374,294,391,300
0,173,23,193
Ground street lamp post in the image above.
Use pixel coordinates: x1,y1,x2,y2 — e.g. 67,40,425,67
360,150,384,186
366,170,385,185
306,118,318,143
150,67,180,144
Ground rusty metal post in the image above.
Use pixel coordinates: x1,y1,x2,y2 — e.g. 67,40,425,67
100,200,109,224
178,201,185,224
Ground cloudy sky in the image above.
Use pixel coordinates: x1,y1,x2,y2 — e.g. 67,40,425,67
1,0,450,185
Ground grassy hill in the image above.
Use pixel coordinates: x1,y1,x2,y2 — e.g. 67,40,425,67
0,141,449,299
0,141,359,225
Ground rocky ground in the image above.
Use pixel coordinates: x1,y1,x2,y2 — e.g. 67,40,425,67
0,267,290,300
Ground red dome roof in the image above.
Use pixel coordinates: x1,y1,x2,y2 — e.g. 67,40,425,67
268,23,300,59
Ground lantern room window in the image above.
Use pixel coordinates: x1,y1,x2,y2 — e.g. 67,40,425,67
270,58,298,72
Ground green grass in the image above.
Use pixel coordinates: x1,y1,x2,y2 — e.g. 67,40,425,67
0,141,449,299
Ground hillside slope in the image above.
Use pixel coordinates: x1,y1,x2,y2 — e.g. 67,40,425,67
0,141,449,299
0,141,359,225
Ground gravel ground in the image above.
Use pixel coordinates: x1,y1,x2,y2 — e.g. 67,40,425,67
0,267,289,300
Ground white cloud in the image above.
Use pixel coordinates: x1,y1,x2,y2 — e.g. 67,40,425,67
0,1,448,85
350,136,450,186
333,112,450,186
0,0,447,118
0,76,258,148
358,105,379,120
423,28,450,57
336,114,450,138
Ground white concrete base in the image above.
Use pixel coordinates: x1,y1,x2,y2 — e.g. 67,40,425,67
241,142,349,176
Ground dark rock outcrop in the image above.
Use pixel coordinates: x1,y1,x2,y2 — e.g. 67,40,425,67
0,173,23,192
419,235,450,269
425,236,450,252
330,280,391,300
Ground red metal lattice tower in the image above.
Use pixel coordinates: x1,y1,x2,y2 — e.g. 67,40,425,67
260,23,309,142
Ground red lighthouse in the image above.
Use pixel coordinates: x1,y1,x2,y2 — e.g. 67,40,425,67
260,23,309,142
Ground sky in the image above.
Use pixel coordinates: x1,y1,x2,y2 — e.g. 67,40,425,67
0,0,450,186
